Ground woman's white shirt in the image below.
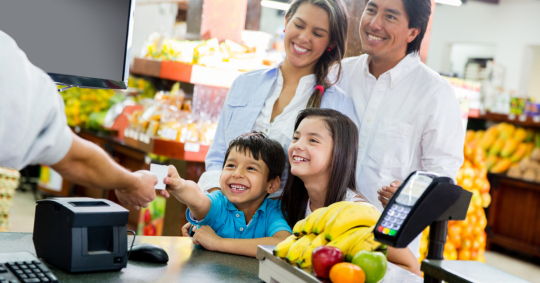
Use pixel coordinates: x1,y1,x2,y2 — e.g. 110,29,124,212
197,67,315,198
305,190,367,217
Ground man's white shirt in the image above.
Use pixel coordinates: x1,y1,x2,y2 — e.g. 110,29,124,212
339,53,465,256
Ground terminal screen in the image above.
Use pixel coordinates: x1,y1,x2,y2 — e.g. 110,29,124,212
395,174,434,206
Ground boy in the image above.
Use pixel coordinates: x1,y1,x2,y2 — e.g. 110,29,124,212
159,132,292,257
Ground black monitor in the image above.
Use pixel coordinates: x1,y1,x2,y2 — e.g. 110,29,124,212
0,0,135,89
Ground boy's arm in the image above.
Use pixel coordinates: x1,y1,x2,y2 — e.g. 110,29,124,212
387,247,421,276
193,226,291,257
161,165,212,220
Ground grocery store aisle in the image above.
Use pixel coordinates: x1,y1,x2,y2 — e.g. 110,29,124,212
6,190,540,282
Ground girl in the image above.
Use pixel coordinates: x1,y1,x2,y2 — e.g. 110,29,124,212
196,0,357,198
281,108,421,275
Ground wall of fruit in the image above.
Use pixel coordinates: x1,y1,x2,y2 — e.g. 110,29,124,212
418,122,537,263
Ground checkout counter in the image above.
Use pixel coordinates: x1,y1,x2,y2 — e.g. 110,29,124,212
0,233,422,283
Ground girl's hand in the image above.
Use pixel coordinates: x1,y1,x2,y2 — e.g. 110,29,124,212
159,165,187,198
378,180,402,208
192,225,222,251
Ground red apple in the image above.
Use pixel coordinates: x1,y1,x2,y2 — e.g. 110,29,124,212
312,246,344,279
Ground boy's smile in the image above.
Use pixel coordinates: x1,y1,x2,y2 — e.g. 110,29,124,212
220,148,279,212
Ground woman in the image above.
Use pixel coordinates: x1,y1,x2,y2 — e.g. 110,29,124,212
196,0,356,198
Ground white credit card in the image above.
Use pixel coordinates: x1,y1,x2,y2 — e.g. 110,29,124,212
150,164,168,190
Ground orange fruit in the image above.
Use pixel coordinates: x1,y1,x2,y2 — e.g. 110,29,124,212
470,249,479,260
329,262,365,283
475,233,486,248
461,178,474,191
480,180,490,194
445,242,456,252
461,238,472,250
448,225,462,238
472,239,481,250
449,233,461,249
447,249,458,260
468,215,479,226
458,249,471,261
481,193,492,208
462,160,473,169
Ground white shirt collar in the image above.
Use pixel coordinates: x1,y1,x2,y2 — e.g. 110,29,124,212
277,63,316,91
363,52,421,88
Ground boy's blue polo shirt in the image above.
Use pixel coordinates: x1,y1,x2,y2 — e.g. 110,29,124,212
186,191,292,238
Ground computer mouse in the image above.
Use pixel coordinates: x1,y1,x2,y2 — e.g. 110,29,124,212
129,243,169,264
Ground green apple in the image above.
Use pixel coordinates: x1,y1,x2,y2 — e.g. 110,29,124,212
351,251,387,283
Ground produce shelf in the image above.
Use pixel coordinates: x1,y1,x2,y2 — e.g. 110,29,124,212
486,173,540,259
130,57,243,88
469,111,540,128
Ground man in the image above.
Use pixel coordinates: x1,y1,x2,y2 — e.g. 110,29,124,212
0,31,157,210
339,0,465,257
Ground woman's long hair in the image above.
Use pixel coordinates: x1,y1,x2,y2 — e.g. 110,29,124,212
285,0,349,108
281,108,361,227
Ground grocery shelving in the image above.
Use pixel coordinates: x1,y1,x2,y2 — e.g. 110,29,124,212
130,57,242,88
470,111,540,128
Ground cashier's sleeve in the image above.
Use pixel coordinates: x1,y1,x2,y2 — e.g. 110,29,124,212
0,31,73,169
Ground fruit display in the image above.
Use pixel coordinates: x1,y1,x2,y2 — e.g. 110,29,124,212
141,30,278,71
61,87,123,128
471,123,534,174
0,167,20,232
419,131,491,263
273,201,388,282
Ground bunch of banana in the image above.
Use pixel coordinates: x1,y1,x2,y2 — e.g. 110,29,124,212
323,202,381,241
273,201,386,269
285,233,317,264
297,233,328,268
273,235,298,258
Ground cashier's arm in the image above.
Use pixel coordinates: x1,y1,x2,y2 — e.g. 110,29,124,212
193,227,291,258
51,133,157,210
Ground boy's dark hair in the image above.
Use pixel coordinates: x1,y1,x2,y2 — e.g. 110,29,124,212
223,132,286,182
280,108,361,227
402,0,432,54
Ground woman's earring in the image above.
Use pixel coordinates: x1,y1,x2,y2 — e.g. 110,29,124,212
283,29,286,32
327,48,332,52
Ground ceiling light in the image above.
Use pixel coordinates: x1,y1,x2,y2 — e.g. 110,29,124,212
261,0,291,11
435,0,462,6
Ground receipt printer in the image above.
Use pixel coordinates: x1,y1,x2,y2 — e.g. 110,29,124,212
33,197,129,273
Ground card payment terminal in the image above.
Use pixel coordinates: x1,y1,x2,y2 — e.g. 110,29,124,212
374,171,467,248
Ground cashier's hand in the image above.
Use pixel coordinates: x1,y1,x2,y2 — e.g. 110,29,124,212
192,225,221,251
378,180,402,208
116,170,157,210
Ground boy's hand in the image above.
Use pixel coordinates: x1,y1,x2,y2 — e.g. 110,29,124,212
159,165,187,199
192,225,222,251
378,180,401,208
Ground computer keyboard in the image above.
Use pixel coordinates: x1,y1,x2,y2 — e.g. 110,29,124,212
0,252,59,283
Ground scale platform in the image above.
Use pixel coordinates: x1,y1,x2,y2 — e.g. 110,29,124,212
256,245,423,283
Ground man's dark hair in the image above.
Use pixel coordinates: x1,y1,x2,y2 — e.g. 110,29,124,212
403,0,432,54
223,132,286,182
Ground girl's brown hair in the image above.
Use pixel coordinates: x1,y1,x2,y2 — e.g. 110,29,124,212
280,108,362,227
285,0,349,108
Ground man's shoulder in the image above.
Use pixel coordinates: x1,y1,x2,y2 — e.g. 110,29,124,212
415,62,452,89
